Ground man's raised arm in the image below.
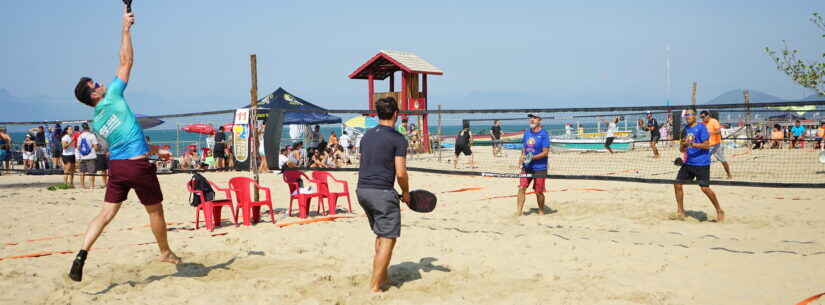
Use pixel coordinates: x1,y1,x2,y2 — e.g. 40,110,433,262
116,7,135,82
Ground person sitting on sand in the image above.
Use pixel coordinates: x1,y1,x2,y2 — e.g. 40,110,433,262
673,109,724,222
69,6,180,282
356,96,410,293
770,124,784,149
516,114,551,216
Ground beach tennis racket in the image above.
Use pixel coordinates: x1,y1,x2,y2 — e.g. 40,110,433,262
123,0,133,13
399,190,437,213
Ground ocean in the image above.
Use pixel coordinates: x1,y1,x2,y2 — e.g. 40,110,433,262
8,122,628,155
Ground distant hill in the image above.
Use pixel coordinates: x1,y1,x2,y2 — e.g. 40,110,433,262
802,93,825,101
704,89,784,105
0,88,92,125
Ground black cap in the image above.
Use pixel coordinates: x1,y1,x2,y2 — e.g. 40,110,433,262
527,114,541,120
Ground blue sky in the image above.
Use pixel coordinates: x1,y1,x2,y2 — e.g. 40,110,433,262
1,0,824,118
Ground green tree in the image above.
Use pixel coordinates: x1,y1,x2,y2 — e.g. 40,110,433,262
766,12,825,95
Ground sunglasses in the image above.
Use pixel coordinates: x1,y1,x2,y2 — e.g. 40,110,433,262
685,113,696,117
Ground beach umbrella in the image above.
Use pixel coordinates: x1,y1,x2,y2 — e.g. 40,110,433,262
135,114,164,130
344,115,378,129
221,123,234,131
182,123,215,135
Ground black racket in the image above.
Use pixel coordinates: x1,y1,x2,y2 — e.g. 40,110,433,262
123,0,133,13
399,189,437,213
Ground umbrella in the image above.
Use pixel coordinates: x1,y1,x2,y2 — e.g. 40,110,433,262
345,115,378,129
135,114,164,130
182,123,215,135
221,123,234,131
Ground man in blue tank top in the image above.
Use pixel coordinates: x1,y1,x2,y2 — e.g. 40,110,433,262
68,6,180,282
674,109,724,222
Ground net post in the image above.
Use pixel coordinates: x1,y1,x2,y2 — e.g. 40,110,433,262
249,54,259,201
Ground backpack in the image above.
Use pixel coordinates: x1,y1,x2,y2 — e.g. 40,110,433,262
78,137,92,156
189,172,215,207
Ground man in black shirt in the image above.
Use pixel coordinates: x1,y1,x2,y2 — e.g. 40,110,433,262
646,112,660,158
214,126,227,170
491,120,503,157
357,97,410,293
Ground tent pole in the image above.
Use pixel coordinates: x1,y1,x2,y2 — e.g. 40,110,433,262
249,54,259,201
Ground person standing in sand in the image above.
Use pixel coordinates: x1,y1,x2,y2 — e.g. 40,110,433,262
516,114,550,216
700,111,732,179
673,109,724,222
356,97,410,293
68,6,180,282
646,111,661,158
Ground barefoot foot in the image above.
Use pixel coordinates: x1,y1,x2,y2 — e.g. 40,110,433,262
716,210,725,222
159,251,181,264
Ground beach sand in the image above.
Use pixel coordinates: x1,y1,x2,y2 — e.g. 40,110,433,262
1,148,824,305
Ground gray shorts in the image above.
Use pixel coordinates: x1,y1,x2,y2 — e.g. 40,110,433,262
79,159,97,173
710,144,726,162
356,188,401,238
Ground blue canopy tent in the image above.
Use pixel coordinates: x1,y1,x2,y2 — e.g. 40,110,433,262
248,87,341,125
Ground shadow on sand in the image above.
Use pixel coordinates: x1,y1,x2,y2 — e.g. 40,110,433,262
387,257,451,288
88,257,238,295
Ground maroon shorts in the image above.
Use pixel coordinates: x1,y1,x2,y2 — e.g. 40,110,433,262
105,159,163,205
518,169,547,193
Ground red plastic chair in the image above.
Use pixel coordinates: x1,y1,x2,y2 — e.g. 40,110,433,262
282,170,324,218
187,180,238,232
311,171,353,215
228,177,276,226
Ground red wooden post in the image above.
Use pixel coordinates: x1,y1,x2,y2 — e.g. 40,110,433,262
400,71,408,119
368,72,375,111
422,74,430,152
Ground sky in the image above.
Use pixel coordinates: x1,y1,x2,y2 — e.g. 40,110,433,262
1,0,824,120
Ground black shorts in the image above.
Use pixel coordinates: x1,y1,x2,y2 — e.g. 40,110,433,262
676,165,710,187
356,188,401,238
62,155,76,164
605,137,615,147
96,155,109,171
454,144,472,156
51,148,61,158
213,144,226,158
650,133,661,143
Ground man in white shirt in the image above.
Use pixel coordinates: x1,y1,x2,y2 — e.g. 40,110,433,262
340,131,352,160
77,123,99,189
61,126,78,187
604,117,619,154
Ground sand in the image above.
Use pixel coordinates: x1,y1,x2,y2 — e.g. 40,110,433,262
1,148,824,305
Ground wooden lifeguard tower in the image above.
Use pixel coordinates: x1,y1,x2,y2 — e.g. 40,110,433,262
349,50,443,152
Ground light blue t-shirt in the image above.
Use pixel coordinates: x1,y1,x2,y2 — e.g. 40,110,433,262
522,128,550,170
790,125,806,137
91,77,148,160
684,123,710,166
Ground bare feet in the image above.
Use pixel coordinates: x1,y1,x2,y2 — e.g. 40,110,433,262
159,250,181,264
715,210,725,222
669,211,686,220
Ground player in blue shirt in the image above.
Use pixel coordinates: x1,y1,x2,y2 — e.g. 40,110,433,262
68,6,180,282
674,110,725,222
790,120,806,149
516,114,551,216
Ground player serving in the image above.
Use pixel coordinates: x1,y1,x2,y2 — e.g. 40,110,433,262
69,5,180,282
515,114,551,216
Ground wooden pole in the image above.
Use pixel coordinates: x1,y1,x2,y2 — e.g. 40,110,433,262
249,54,259,201
437,104,442,162
744,89,752,141
691,82,697,108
